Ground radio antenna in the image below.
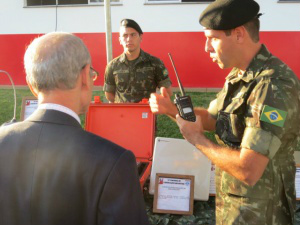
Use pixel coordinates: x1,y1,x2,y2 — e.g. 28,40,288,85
168,53,185,96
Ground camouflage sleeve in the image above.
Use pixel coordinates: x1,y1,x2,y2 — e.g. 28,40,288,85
208,88,225,119
154,58,172,88
241,73,300,159
103,62,116,93
207,98,218,119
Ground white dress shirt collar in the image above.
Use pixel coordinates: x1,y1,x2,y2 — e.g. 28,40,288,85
38,103,81,124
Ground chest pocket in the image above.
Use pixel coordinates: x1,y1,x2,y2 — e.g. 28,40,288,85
114,70,129,92
135,67,156,91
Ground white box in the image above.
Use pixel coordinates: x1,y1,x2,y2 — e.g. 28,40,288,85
149,137,211,201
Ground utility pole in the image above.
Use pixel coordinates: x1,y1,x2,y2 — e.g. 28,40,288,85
104,0,113,63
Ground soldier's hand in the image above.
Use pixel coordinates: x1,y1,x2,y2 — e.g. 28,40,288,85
176,114,204,146
149,87,177,117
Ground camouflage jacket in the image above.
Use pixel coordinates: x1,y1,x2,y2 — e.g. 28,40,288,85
208,44,300,225
103,50,172,103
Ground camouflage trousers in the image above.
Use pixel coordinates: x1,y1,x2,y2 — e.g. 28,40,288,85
215,167,294,225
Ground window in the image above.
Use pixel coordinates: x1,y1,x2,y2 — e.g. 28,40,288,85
146,0,212,2
181,0,212,1
27,0,55,6
90,0,120,2
26,0,120,6
278,0,300,2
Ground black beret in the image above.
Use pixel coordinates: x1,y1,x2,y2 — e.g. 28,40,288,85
199,0,260,30
120,19,143,34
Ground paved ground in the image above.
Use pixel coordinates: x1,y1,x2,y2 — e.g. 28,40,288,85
143,185,300,225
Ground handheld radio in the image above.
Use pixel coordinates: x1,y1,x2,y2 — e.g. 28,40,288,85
168,53,196,122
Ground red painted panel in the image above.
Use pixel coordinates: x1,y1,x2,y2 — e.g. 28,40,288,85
1,32,299,88
75,33,107,87
0,34,40,85
140,32,230,88
260,32,300,77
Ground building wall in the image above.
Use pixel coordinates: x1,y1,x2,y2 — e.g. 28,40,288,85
0,0,299,88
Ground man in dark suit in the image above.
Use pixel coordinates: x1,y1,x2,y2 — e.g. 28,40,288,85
0,32,149,225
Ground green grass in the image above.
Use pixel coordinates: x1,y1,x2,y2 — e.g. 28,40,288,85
0,88,216,139
0,89,34,124
155,92,217,143
1,88,299,150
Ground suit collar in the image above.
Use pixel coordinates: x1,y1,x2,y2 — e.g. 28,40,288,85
39,103,80,124
26,109,82,129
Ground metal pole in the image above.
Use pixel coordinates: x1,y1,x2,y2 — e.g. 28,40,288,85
104,0,113,63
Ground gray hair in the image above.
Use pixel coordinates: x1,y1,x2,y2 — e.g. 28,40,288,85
24,32,91,91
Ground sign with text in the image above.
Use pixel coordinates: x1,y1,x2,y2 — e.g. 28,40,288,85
153,173,194,215
20,97,38,121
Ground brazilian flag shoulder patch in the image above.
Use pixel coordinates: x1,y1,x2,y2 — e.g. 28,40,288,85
260,105,287,127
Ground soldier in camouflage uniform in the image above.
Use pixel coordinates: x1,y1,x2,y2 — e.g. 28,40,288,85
207,43,300,225
103,19,172,103
149,0,300,224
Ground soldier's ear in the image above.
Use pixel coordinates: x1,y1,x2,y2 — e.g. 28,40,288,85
234,26,245,43
140,34,143,42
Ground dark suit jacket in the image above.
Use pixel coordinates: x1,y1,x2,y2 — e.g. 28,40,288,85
0,109,149,225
